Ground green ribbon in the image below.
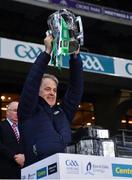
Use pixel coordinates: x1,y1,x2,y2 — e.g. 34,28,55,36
51,17,70,69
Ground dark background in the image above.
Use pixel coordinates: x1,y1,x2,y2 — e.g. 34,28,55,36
0,0,132,95
0,0,132,132
0,0,132,59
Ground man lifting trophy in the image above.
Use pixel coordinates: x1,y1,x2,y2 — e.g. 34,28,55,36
18,8,84,167
47,8,84,68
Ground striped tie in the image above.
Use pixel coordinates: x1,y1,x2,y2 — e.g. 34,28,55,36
12,123,20,143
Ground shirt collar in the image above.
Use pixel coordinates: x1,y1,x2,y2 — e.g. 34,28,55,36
7,118,18,126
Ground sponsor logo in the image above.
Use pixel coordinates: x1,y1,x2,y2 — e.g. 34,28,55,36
15,44,42,60
84,161,109,176
85,162,94,175
65,159,80,174
48,162,57,175
21,175,26,180
27,173,36,179
37,167,47,179
112,164,132,178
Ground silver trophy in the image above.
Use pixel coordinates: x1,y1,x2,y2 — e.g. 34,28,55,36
47,9,84,67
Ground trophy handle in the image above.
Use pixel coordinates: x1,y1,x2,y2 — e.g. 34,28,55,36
75,16,84,46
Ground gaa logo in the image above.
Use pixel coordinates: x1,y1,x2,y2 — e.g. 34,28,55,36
65,160,79,167
125,63,132,75
81,53,104,72
15,44,43,60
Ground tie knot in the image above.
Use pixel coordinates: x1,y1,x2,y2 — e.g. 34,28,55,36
12,123,17,127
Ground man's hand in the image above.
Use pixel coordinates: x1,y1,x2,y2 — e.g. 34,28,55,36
44,35,53,55
14,154,25,167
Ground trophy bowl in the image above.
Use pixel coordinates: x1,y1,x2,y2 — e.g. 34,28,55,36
47,9,84,55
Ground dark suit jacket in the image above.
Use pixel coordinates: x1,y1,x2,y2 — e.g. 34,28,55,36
18,52,83,166
0,119,23,179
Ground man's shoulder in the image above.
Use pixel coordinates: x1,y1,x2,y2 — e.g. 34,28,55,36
0,119,8,125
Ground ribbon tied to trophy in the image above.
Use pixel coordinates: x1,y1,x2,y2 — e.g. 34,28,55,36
47,9,84,69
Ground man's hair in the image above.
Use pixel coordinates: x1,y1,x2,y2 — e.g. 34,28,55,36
42,73,59,86
7,101,18,111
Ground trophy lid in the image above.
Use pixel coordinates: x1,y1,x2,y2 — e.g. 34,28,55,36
47,9,78,37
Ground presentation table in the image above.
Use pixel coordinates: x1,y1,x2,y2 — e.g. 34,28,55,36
21,153,132,179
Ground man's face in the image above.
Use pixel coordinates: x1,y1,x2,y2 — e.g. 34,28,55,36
6,102,18,123
39,78,57,107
